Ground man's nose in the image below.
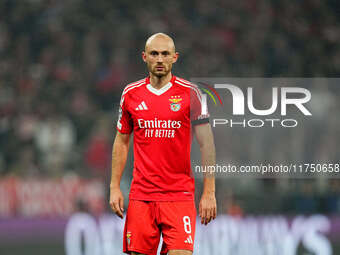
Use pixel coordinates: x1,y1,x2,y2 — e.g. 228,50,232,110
156,55,164,62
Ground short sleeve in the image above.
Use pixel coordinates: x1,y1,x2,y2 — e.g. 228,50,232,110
117,94,133,134
190,86,210,126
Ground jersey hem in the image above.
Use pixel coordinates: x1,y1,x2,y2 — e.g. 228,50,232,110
124,247,157,255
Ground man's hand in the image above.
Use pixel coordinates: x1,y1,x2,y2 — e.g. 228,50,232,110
109,187,124,219
199,191,217,225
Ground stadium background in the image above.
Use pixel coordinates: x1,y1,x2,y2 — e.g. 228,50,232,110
0,0,339,254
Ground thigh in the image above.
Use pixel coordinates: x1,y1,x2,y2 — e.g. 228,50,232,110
168,250,193,255
158,201,196,255
123,200,160,255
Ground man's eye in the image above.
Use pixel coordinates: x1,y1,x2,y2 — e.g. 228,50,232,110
151,52,158,56
162,52,170,56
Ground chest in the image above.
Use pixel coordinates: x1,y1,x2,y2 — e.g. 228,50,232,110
127,90,190,122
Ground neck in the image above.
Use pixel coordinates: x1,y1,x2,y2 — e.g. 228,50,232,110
149,72,172,89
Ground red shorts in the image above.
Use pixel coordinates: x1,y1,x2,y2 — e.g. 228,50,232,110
123,200,196,255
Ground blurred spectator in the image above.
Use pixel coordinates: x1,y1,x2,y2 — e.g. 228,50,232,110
95,50,129,110
9,145,40,176
293,180,319,214
224,189,244,218
34,109,76,176
324,179,340,214
84,116,112,178
69,89,96,145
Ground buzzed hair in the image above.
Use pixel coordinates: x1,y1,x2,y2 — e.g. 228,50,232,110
145,33,176,52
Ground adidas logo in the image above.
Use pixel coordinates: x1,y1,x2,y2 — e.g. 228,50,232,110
135,101,148,111
184,235,193,244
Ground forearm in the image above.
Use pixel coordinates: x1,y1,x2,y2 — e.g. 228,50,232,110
110,137,129,189
201,142,216,194
197,124,217,224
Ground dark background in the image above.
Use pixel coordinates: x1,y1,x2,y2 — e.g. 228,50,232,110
0,0,340,254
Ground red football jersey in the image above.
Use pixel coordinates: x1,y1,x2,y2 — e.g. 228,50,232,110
117,75,209,201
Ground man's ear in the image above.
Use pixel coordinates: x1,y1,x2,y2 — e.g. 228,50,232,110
142,51,147,62
173,52,179,63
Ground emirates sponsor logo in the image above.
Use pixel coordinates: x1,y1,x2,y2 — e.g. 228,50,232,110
137,118,181,129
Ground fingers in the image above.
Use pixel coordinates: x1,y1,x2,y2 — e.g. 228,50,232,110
200,205,206,225
212,206,217,220
200,208,212,225
112,201,124,218
116,207,124,219
204,207,216,225
205,209,211,225
199,202,203,223
119,196,124,213
199,199,217,225
110,197,124,219
109,189,124,219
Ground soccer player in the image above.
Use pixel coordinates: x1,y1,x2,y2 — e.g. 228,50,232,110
110,33,216,255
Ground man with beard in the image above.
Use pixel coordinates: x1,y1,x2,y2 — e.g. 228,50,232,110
110,33,216,255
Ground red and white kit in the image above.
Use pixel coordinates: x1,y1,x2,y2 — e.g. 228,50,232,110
117,75,209,254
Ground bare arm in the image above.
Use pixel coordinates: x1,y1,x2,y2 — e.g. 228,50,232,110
194,123,216,225
109,131,130,218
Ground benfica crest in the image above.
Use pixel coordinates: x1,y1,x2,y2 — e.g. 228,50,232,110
169,96,182,112
126,232,132,246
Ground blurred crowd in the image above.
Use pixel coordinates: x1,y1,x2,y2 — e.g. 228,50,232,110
0,0,340,215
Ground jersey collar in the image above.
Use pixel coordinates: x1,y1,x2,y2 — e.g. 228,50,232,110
146,75,176,96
